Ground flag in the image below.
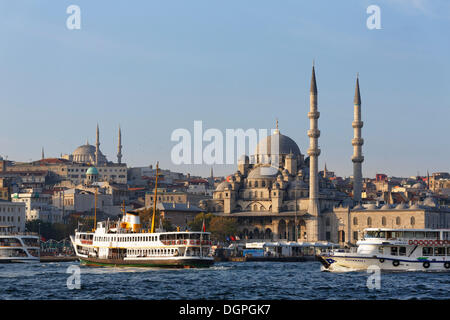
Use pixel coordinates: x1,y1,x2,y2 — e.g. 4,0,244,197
202,218,206,232
230,236,235,241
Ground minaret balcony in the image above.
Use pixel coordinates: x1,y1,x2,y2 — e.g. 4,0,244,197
308,111,320,119
307,148,321,157
351,155,364,163
352,121,364,128
307,129,321,138
352,138,364,146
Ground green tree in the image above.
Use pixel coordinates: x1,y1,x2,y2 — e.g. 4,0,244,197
189,213,238,242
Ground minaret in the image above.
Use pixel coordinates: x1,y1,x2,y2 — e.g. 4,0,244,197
352,74,364,203
117,126,123,164
307,64,320,241
95,124,100,165
41,147,45,160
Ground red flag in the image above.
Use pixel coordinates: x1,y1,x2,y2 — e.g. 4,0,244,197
202,219,206,232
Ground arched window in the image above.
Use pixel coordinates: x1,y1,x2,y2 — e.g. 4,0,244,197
262,181,266,187
396,217,401,225
253,204,258,211
254,181,258,188
353,217,358,225
410,216,415,226
382,217,386,226
367,217,372,226
248,181,252,188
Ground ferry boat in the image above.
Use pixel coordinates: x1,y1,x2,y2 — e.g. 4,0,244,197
70,162,214,268
318,228,450,272
0,226,40,263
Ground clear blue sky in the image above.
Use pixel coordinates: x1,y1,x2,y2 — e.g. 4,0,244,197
0,0,448,178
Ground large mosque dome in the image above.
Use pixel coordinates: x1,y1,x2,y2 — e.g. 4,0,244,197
255,130,301,156
72,142,107,164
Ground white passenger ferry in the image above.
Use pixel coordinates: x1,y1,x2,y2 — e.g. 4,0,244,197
70,162,213,268
0,226,40,263
70,211,214,268
318,228,450,272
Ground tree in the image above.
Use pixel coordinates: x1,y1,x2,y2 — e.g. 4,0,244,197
189,213,238,242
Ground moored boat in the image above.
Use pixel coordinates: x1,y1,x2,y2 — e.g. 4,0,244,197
0,226,40,263
318,228,450,272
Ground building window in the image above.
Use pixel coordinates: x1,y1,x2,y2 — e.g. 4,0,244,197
367,217,372,226
382,217,386,226
353,217,358,226
410,217,415,226
396,217,401,225
353,231,358,241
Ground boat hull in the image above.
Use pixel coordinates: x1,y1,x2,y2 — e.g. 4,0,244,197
78,256,214,268
318,254,450,272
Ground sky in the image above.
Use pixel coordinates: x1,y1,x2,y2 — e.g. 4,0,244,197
0,0,448,178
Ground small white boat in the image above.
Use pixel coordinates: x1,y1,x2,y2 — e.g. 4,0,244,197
318,228,450,272
0,226,40,263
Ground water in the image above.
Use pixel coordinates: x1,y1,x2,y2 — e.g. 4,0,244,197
0,261,449,300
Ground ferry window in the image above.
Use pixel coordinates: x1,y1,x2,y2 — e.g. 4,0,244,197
422,247,433,256
399,247,406,256
434,247,445,256
426,232,438,239
447,247,450,256
415,232,425,239
378,246,384,254
390,247,398,256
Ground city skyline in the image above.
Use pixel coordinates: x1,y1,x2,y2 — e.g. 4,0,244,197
0,1,449,178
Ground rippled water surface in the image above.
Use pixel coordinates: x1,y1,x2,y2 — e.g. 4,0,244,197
0,261,449,299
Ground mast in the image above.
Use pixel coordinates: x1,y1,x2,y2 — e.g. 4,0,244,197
93,188,98,231
151,162,159,233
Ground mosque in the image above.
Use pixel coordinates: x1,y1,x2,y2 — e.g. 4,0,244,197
200,66,450,245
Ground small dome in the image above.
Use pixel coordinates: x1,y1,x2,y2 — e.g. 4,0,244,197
380,204,391,210
86,167,99,175
423,197,438,207
395,203,408,210
366,204,377,210
411,183,423,189
289,180,307,189
247,166,279,179
215,181,231,191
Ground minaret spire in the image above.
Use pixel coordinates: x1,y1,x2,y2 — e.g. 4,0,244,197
41,147,45,160
95,123,100,165
307,63,321,241
117,125,123,164
352,74,364,203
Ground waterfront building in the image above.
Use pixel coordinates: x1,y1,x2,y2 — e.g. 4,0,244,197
11,189,62,223
0,200,26,232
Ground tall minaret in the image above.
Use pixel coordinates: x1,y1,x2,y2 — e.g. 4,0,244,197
41,147,45,160
117,126,123,164
307,64,320,241
352,74,364,203
95,124,100,165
